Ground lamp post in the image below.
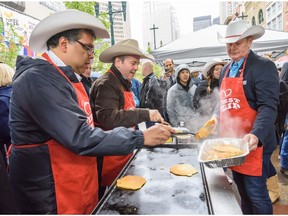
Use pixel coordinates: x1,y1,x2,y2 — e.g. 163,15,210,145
150,24,159,50
95,1,126,45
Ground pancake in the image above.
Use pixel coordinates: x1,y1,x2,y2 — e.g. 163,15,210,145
205,144,244,160
116,175,146,190
170,164,198,176
213,144,244,155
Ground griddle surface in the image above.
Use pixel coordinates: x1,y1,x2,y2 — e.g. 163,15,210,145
94,145,209,215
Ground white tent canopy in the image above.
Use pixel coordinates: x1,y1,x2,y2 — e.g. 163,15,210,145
151,24,288,66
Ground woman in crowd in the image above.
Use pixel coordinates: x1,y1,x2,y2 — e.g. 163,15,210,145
166,64,197,131
193,58,226,117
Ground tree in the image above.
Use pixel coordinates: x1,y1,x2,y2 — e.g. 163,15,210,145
64,1,111,74
0,18,23,68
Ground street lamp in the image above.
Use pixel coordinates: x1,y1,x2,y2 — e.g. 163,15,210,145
150,24,158,50
95,1,127,45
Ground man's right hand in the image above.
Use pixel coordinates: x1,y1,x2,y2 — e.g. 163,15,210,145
149,109,164,123
143,124,176,146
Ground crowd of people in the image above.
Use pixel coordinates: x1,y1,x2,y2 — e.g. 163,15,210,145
0,9,288,215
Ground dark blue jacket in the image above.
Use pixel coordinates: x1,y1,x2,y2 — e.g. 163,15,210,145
0,86,12,145
219,50,279,154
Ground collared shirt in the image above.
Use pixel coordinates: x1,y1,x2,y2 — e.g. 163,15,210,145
229,58,245,77
46,50,82,81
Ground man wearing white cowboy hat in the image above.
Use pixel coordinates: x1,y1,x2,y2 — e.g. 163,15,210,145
8,10,174,214
90,39,166,198
215,20,280,214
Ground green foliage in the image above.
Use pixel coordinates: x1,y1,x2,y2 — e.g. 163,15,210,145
0,19,23,68
64,1,112,74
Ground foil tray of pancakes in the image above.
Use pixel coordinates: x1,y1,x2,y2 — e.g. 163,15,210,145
197,138,250,168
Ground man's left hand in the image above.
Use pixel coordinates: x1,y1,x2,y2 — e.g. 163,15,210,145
243,133,259,151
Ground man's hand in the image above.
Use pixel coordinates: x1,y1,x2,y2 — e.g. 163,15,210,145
143,124,176,146
149,109,164,123
243,133,259,151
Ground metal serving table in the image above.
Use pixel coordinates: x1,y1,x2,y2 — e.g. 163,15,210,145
92,143,242,215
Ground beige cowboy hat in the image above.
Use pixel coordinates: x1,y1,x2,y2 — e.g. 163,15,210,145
202,58,227,78
217,20,265,44
99,39,154,63
190,67,201,74
29,9,110,53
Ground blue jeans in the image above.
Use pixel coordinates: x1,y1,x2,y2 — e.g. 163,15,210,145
232,153,273,214
281,129,288,169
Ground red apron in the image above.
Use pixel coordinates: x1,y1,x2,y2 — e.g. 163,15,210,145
99,70,135,187
42,54,98,214
219,58,263,176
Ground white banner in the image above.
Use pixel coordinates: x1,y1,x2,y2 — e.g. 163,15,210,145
0,6,39,46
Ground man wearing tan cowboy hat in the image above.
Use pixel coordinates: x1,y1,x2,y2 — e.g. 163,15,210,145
8,10,174,214
213,19,279,214
90,39,167,198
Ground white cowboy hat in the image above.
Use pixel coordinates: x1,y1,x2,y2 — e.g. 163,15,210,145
99,39,154,63
29,9,110,53
217,20,265,44
202,58,227,78
190,67,201,74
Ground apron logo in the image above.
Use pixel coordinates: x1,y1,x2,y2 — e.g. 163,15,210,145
220,89,232,99
82,101,94,127
220,89,241,112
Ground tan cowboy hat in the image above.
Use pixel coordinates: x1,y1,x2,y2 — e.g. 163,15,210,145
29,9,110,53
217,20,265,44
99,39,154,63
202,58,227,78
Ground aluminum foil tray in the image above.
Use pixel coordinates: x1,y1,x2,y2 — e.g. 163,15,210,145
197,138,250,168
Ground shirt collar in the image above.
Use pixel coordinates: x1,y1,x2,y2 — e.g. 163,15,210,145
45,50,82,81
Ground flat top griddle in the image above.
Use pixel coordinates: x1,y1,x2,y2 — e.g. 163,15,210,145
92,144,211,215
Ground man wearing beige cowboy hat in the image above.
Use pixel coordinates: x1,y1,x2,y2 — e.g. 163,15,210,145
90,39,167,198
214,20,279,214
8,10,174,214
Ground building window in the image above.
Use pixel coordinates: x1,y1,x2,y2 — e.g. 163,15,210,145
258,9,264,24
252,16,256,26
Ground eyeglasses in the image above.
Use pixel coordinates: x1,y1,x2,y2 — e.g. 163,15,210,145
76,40,95,56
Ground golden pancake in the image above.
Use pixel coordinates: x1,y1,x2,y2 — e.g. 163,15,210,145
116,175,146,190
205,144,244,160
170,164,198,176
213,144,244,155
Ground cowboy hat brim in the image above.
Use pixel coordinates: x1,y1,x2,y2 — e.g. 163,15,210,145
29,9,110,53
217,25,265,44
202,59,227,78
99,44,154,63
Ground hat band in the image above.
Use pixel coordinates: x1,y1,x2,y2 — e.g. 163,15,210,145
225,34,241,39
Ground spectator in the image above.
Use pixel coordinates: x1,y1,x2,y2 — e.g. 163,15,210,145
194,58,226,116
0,63,18,214
166,64,197,131
190,67,202,86
80,63,93,95
140,60,165,128
0,63,14,167
159,58,176,123
131,77,141,108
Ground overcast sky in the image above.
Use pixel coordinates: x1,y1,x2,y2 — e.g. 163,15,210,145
129,0,221,48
